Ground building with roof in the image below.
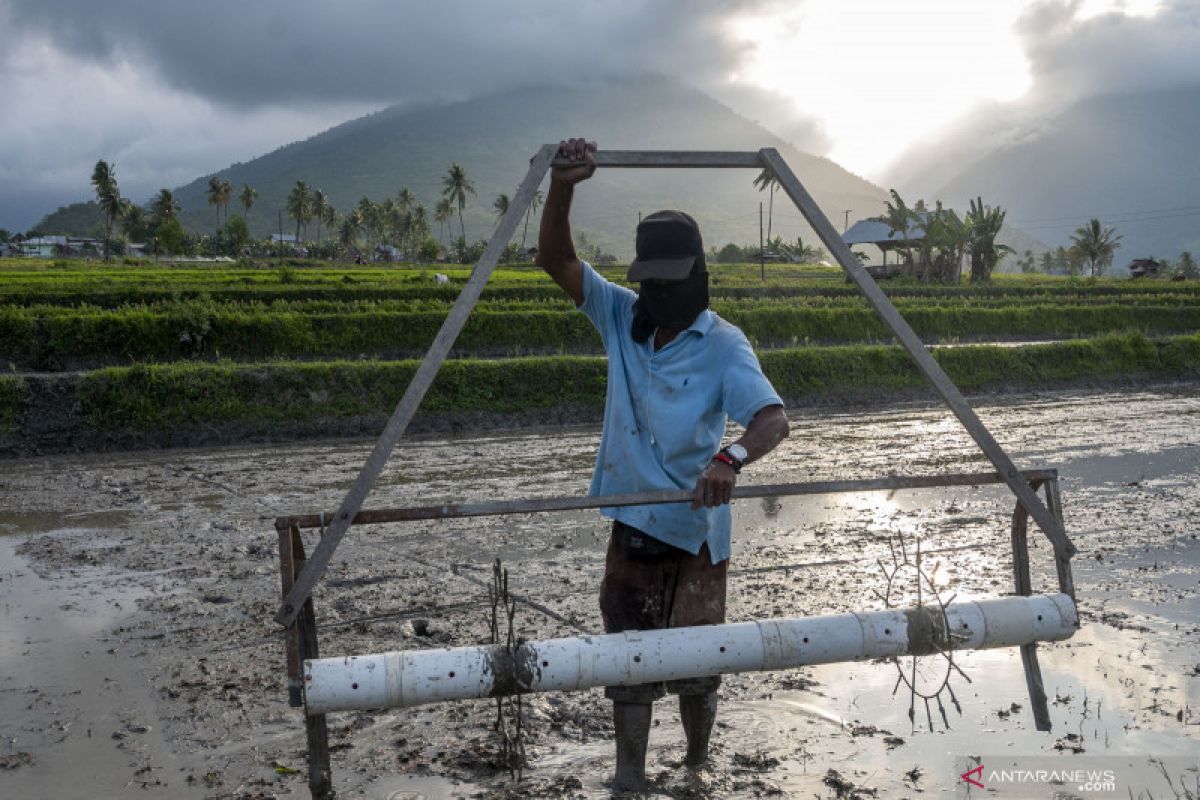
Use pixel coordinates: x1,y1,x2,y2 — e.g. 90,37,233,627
842,211,962,280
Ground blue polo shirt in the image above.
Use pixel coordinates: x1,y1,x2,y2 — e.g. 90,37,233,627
577,262,783,564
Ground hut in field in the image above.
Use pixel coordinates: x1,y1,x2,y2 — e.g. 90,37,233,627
842,216,925,278
1127,258,1164,278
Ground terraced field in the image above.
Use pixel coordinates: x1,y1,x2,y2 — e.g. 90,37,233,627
2,258,1199,454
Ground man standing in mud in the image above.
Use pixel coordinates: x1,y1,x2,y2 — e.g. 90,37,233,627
537,138,790,793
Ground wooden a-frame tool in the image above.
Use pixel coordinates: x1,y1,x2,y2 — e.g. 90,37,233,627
275,145,1077,631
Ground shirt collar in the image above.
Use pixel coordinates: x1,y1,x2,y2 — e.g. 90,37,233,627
687,308,717,337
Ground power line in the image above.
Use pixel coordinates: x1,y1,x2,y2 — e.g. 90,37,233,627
1010,203,1200,226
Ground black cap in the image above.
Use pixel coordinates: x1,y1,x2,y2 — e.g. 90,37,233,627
627,210,706,282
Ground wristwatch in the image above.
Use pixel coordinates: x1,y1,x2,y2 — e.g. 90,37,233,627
713,443,747,473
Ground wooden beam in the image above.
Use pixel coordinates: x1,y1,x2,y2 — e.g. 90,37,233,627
273,469,1060,530
757,147,1077,563
275,144,557,627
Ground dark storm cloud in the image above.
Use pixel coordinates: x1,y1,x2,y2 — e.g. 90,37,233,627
4,0,754,107
1018,0,1200,101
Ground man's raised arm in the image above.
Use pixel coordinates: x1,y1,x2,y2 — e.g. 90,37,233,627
535,138,596,306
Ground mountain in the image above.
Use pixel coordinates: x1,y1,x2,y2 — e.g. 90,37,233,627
897,85,1200,271
161,77,887,258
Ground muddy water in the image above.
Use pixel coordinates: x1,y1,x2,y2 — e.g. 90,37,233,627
0,384,1197,798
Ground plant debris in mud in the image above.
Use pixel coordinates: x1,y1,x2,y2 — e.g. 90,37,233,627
732,750,781,771
0,752,35,770
824,768,878,798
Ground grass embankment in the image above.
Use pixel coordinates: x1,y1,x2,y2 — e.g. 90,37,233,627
6,304,1200,369
0,376,28,435
57,333,1200,436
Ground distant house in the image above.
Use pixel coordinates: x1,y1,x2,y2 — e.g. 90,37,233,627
842,211,962,279
19,235,68,258
269,233,307,256
1127,258,1164,278
374,244,401,262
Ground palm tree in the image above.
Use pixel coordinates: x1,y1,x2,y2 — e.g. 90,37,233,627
151,189,180,225
207,177,224,232
286,181,313,242
219,179,232,227
753,168,779,243
239,184,258,217
521,188,543,250
322,203,338,242
339,214,359,251
90,160,122,262
313,190,329,244
434,197,454,247
441,162,475,241
493,193,510,228
1069,218,1123,278
411,204,430,249
357,197,379,251
963,197,1013,282
118,200,150,243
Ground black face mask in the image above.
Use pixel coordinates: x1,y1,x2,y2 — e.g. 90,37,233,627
630,271,709,343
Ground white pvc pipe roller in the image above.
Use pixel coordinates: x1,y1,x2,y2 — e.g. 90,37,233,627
304,593,1077,714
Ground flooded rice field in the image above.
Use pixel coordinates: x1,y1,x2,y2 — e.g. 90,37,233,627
2,383,1198,798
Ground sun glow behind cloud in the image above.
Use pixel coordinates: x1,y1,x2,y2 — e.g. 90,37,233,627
726,0,1165,180
728,1,1031,179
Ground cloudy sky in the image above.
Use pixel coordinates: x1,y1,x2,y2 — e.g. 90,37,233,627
2,0,1196,232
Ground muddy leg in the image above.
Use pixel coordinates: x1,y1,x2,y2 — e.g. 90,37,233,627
612,701,652,794
679,691,718,767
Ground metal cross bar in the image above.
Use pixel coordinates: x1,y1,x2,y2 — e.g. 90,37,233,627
275,144,557,627
274,469,1061,531
756,147,1078,563
551,150,763,169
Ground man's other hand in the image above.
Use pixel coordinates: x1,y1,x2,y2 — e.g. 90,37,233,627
553,138,597,185
691,461,735,510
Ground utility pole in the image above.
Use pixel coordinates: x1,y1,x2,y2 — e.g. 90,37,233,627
278,209,284,266
759,201,765,283
843,209,853,234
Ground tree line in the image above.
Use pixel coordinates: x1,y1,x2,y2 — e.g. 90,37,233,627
83,159,548,263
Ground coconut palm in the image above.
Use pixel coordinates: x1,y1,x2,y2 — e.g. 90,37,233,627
357,197,381,251
91,160,122,261
753,168,779,243
1069,218,1123,278
239,184,258,217
219,179,232,227
150,188,180,225
286,181,313,242
521,188,543,250
441,162,475,241
322,203,338,240
338,214,359,251
434,197,454,247
411,204,429,245
493,193,510,227
313,190,329,244
118,199,151,243
207,177,224,231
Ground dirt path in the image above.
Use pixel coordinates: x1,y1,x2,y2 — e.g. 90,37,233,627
2,385,1198,798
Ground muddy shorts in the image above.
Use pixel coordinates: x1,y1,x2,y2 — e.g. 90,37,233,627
598,520,729,703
